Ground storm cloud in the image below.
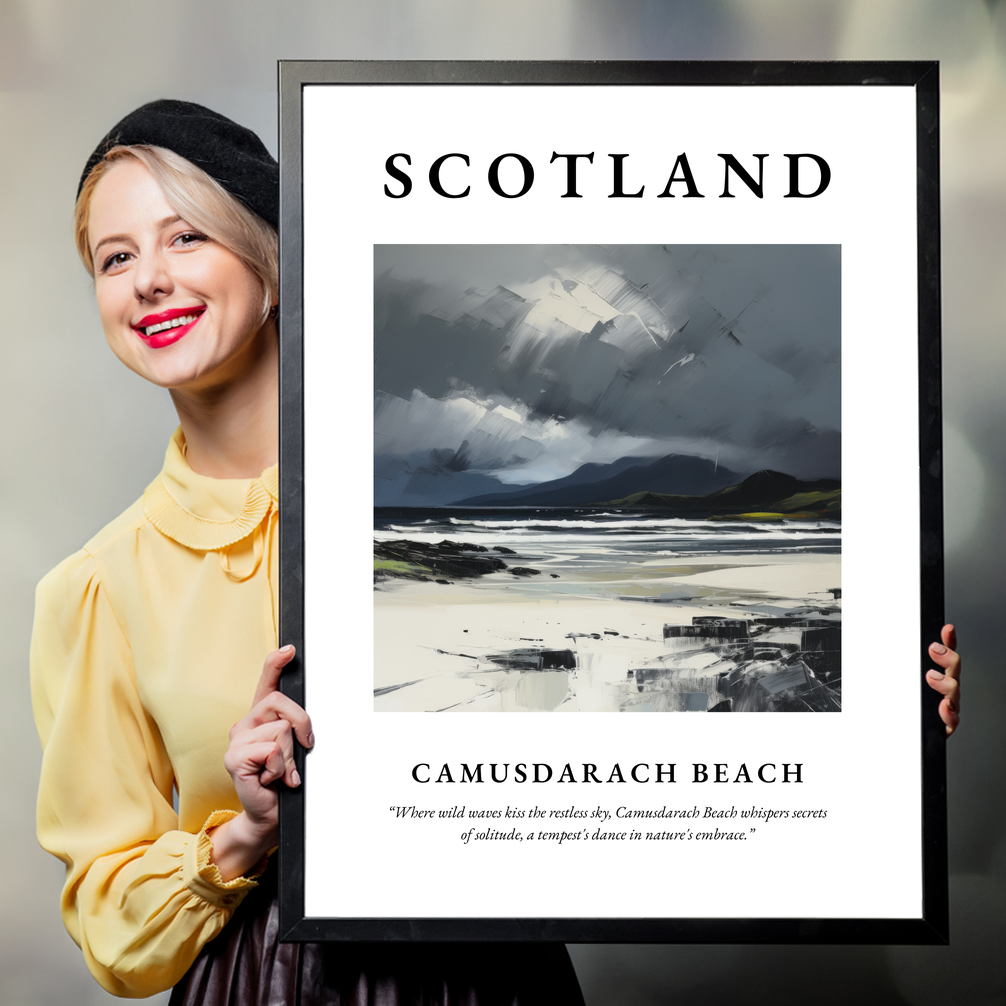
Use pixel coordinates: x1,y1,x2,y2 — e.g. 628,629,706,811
374,244,840,505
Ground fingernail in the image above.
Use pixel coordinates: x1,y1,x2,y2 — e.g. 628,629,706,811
280,644,295,654
292,768,301,787
306,732,315,748
931,643,947,655
928,670,944,680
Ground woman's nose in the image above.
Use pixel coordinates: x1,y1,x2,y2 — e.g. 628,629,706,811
133,249,173,302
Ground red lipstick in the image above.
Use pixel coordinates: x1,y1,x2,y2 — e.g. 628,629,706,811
132,306,205,349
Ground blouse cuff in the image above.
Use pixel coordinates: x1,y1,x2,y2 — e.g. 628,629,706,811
183,810,269,909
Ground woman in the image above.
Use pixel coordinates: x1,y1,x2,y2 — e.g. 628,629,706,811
33,99,962,1003
31,99,586,1003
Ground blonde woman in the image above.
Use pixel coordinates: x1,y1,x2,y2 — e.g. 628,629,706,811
32,100,586,1004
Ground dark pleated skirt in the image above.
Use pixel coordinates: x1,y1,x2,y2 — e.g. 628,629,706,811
169,869,584,1006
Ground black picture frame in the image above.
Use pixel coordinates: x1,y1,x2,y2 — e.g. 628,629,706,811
277,60,945,944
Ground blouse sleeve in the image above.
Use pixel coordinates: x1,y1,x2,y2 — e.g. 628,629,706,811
31,549,262,998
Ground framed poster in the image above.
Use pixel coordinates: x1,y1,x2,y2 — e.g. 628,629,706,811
277,61,946,943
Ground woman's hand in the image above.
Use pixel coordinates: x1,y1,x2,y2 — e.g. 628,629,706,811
926,624,961,738
209,645,314,881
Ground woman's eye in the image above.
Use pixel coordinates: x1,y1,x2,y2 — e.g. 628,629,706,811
173,231,207,248
101,251,131,273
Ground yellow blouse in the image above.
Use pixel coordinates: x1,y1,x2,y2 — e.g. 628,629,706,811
31,428,279,998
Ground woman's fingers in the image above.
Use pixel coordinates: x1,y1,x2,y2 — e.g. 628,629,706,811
255,691,313,749
926,667,959,705
927,623,961,737
925,673,960,736
230,719,302,788
232,689,314,750
218,647,309,846
928,631,961,684
259,742,289,788
224,738,287,788
242,644,314,749
223,644,311,815
252,644,297,707
941,623,958,653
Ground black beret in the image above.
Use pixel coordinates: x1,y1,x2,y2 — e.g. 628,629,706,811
78,99,278,228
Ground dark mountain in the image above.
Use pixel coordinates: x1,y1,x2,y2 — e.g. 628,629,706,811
374,454,510,507
456,454,742,508
707,470,839,506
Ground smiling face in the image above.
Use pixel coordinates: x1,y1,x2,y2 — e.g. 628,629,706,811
87,158,273,393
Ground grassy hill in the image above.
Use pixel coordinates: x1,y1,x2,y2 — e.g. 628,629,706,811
602,470,840,521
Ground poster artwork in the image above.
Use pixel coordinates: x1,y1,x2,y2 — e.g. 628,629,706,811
373,243,841,714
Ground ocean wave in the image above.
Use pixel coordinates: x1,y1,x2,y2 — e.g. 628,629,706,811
438,516,838,533
384,523,841,539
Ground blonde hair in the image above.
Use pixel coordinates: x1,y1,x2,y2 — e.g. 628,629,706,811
75,145,278,322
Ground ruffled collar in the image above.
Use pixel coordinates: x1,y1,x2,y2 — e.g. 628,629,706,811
143,428,278,551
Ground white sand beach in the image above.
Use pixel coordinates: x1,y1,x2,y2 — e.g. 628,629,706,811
375,545,840,712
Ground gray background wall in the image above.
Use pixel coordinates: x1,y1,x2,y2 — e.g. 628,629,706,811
1,2,1003,1003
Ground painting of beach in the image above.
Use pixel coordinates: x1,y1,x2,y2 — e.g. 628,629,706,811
374,245,841,713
